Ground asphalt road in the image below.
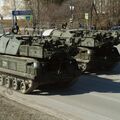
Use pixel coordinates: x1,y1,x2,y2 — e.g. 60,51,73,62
0,63,120,120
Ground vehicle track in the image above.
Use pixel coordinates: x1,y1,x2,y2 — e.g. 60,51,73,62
0,64,120,120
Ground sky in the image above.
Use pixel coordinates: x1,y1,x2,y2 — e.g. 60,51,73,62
0,0,3,16
0,0,3,6
0,0,25,19
0,0,3,11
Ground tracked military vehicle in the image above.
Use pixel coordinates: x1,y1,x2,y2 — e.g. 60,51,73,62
0,24,4,37
0,29,80,94
61,29,120,72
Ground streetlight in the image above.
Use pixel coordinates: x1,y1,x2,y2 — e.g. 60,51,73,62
13,0,16,10
69,5,75,23
12,0,17,27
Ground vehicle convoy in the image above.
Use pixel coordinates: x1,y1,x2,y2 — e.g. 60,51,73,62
0,29,81,94
67,29,120,72
51,29,120,72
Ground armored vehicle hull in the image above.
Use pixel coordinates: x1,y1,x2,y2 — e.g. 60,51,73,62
0,54,79,94
62,29,120,72
75,46,120,72
0,32,80,94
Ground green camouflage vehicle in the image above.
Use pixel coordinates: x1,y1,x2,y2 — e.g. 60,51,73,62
63,29,120,72
48,29,120,72
0,29,80,94
0,24,4,37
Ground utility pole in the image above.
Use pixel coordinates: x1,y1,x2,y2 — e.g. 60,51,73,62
69,0,75,28
13,0,17,27
90,0,102,29
37,0,40,25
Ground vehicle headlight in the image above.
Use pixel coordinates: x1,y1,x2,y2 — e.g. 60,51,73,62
87,50,91,54
33,62,38,68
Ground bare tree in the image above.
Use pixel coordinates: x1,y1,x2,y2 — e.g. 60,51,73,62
24,0,120,28
2,0,25,17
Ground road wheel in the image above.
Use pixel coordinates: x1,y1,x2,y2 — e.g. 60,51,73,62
0,74,4,86
20,80,34,94
12,78,19,90
20,81,27,94
80,63,87,72
5,76,11,88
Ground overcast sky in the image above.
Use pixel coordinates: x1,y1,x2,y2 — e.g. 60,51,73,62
0,0,3,6
0,0,3,14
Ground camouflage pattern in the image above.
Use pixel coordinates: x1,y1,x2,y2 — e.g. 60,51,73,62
0,30,81,94
59,29,120,71
0,24,4,37
44,29,120,71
